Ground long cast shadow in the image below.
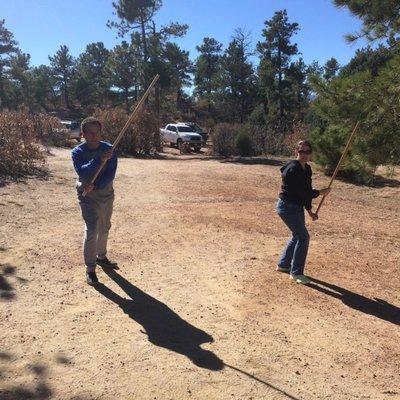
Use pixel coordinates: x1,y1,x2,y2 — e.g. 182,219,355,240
308,277,400,326
95,268,224,370
96,270,302,399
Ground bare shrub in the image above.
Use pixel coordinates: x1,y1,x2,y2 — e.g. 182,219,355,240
0,111,46,177
93,106,160,155
283,121,310,156
245,124,283,155
212,123,240,157
33,114,66,147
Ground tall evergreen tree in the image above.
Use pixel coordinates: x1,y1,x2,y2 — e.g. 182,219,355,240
30,65,57,109
323,57,340,81
194,37,222,112
257,10,299,124
285,58,310,117
0,19,18,109
163,42,192,110
108,0,162,63
49,45,75,109
108,0,188,116
220,30,254,122
107,41,138,111
75,42,110,107
8,51,33,108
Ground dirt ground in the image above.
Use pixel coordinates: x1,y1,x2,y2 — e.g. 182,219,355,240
0,146,399,400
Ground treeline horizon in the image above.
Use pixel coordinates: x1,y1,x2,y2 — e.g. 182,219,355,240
0,3,343,124
1,0,400,184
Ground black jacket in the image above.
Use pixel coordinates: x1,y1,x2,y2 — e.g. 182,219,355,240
279,160,320,210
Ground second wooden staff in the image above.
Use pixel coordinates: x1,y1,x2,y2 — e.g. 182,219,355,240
315,121,360,215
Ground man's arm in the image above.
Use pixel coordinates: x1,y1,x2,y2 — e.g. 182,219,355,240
72,149,102,179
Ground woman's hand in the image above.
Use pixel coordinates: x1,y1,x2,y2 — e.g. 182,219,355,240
319,187,331,196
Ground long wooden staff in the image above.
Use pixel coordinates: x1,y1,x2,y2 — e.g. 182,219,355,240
83,74,160,197
315,121,360,215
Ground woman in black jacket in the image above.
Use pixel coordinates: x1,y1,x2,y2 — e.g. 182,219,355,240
276,141,331,284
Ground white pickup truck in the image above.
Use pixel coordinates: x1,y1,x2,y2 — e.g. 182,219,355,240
60,120,81,142
160,123,203,152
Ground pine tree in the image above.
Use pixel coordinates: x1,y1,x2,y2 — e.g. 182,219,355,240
323,58,340,81
194,37,222,113
163,42,192,110
257,10,299,124
75,42,110,107
108,0,188,116
0,19,18,108
220,30,255,122
49,45,75,109
107,41,138,111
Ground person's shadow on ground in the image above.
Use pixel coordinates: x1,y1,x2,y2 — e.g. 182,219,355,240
308,277,400,326
94,268,224,371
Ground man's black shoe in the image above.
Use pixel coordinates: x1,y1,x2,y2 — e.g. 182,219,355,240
96,256,119,269
86,271,99,285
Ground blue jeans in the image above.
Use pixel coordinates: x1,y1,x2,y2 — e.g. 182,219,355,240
276,199,310,276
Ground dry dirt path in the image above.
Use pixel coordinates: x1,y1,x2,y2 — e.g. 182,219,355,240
0,147,399,400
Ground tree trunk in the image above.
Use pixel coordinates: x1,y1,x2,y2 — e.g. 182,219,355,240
176,87,182,110
278,46,283,122
155,84,160,117
140,14,148,62
63,77,71,110
124,87,129,112
0,69,4,109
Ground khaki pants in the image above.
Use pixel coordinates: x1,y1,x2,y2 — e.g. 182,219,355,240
78,185,114,272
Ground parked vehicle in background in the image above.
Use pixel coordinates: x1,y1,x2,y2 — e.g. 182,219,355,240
179,122,208,143
160,123,203,153
60,120,81,142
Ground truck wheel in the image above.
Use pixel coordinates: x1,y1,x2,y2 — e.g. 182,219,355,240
193,145,201,152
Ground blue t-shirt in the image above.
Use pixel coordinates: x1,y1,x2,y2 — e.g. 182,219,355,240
71,141,118,189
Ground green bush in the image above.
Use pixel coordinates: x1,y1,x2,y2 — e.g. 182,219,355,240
235,130,253,156
248,104,266,127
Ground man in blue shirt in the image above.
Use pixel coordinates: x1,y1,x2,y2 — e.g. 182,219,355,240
72,117,118,285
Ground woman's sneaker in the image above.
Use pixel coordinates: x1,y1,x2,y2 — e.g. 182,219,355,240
290,274,311,284
86,271,99,285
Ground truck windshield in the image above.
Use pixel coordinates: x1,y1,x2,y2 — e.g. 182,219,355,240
178,126,195,132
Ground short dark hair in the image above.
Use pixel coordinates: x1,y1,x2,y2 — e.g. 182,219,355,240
296,140,312,152
81,117,102,133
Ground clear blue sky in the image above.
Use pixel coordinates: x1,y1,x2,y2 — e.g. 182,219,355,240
0,0,367,68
